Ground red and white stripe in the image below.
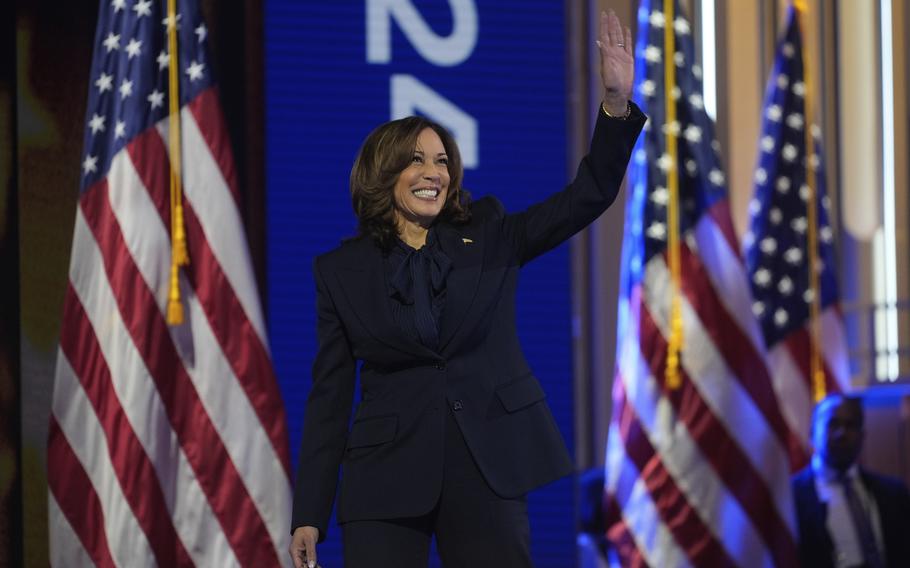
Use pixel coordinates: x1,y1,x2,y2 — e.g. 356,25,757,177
606,206,801,567
49,87,291,567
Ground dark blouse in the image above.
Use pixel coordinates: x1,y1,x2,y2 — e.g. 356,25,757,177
384,228,452,351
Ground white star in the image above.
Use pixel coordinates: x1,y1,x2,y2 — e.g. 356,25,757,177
639,79,656,98
792,81,806,97
685,159,698,176
820,226,833,243
133,0,152,18
671,86,681,100
807,153,820,170
754,268,772,287
683,124,702,143
769,207,783,225
115,120,126,139
791,217,808,234
782,43,795,58
185,60,205,81
776,177,791,193
82,154,98,175
760,236,777,254
711,140,721,153
752,301,765,317
157,50,169,70
88,113,106,135
778,276,794,295
800,183,811,201
774,308,789,327
786,113,804,130
125,38,142,59
822,195,831,210
766,104,782,122
102,32,120,52
749,198,762,216
646,221,667,240
674,52,685,67
761,135,775,153
649,11,665,28
689,93,704,110
692,64,702,79
811,124,822,139
754,168,768,185
662,121,680,136
784,247,802,264
674,17,690,35
195,23,207,43
95,72,113,93
650,186,669,206
147,89,165,109
657,153,674,172
742,231,755,249
162,13,182,31
776,74,789,90
803,288,815,303
782,143,798,162
634,149,647,165
119,78,133,99
708,168,725,186
644,45,662,63
111,0,126,12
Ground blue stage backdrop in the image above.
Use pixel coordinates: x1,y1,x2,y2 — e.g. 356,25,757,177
266,1,573,564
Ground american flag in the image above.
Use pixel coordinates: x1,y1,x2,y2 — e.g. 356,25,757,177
743,5,849,456
604,0,801,565
47,0,291,566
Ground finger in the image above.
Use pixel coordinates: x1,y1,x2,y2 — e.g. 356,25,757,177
608,9,623,46
303,535,318,568
600,10,610,46
624,26,633,55
290,545,304,568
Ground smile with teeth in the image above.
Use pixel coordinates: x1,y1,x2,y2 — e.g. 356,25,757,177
411,187,440,200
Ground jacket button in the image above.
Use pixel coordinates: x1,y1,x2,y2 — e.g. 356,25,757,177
435,362,446,370
452,400,463,411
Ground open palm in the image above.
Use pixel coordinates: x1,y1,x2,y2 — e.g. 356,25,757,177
597,10,634,113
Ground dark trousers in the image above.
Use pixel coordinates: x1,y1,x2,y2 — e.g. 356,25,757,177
341,408,533,567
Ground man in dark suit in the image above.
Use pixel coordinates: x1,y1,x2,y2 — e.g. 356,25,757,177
792,394,910,567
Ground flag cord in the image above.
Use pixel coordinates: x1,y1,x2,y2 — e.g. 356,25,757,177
794,0,825,401
166,0,189,325
664,0,683,389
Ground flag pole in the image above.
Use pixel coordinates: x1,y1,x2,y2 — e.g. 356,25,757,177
166,0,189,325
664,0,684,389
794,0,825,401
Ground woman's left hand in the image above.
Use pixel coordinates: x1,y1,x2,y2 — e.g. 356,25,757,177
596,9,634,115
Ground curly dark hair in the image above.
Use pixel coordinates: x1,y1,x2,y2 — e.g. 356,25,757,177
350,116,471,250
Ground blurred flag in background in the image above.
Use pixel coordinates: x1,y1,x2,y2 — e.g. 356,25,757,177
605,0,800,565
48,0,291,565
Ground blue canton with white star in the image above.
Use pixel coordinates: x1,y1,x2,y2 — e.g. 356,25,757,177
743,6,839,349
619,0,730,296
80,0,214,191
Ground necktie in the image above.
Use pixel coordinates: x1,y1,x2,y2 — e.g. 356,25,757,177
839,474,883,568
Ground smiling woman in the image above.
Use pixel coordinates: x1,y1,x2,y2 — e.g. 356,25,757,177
349,116,470,252
288,10,642,568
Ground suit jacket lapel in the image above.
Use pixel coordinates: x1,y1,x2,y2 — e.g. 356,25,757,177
437,222,484,351
336,239,437,360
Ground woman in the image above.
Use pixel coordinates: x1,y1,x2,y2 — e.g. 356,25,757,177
290,10,643,568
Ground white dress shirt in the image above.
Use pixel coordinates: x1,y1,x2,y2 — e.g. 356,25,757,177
812,456,886,567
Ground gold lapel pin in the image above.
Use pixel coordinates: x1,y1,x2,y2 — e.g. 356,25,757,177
462,238,473,245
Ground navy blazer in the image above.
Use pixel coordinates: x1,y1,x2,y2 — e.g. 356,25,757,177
792,466,910,568
292,105,646,540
